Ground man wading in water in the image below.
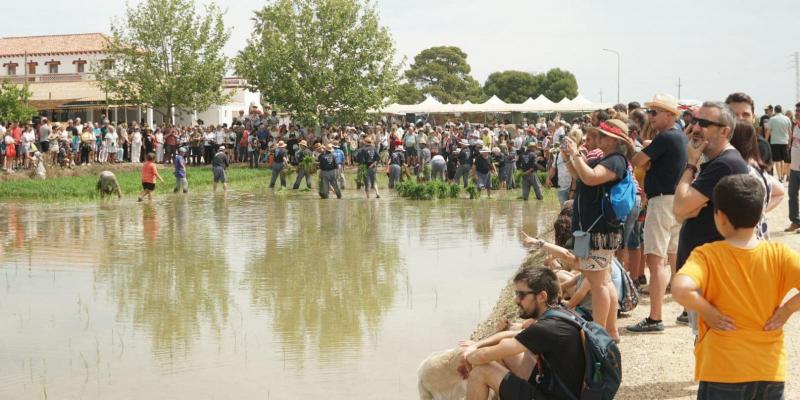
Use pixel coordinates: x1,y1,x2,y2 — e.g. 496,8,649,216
357,137,380,199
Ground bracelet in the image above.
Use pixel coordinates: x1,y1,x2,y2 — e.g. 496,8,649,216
685,164,698,174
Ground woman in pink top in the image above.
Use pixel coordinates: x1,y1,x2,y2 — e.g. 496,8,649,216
138,152,164,202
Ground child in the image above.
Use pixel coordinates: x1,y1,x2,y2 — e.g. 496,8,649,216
138,152,164,202
672,174,800,399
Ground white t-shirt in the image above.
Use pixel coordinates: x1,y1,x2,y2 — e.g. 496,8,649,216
790,125,800,171
555,151,572,191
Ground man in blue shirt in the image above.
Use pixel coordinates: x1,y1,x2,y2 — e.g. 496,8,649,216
332,143,346,189
174,147,188,193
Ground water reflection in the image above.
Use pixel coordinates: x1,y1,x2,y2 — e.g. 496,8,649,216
243,200,402,363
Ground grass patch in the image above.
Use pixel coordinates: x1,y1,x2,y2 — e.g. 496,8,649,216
395,180,462,200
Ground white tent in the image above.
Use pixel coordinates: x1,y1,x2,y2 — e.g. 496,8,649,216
479,95,510,113
370,94,608,115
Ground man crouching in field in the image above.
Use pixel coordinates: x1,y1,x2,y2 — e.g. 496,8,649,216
97,171,122,199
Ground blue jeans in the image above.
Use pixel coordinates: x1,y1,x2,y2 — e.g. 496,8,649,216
249,150,259,168
697,381,784,400
788,170,800,224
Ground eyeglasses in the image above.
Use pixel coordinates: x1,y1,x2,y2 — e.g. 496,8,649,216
514,290,536,299
646,109,659,117
692,118,726,128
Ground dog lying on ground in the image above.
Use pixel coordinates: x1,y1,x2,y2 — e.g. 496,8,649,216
417,347,467,400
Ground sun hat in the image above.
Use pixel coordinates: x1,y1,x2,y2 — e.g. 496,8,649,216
325,143,333,151
178,147,187,153
218,145,225,150
459,139,469,146
298,140,308,147
363,137,373,145
644,93,680,116
526,142,537,149
589,119,634,156
276,141,287,148
479,148,490,153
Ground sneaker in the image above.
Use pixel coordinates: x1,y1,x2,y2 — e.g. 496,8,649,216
676,311,690,325
626,318,664,333
785,223,800,232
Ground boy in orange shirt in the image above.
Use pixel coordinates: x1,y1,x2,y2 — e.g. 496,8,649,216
138,152,164,202
672,174,800,399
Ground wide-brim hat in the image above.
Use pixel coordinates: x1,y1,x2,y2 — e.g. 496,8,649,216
363,138,373,145
218,145,225,150
644,93,680,116
479,148,490,153
526,142,537,149
276,141,287,148
589,119,634,155
298,140,308,147
178,147,187,153
325,143,333,151
459,139,469,146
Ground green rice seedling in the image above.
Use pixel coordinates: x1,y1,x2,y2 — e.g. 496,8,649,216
466,184,479,199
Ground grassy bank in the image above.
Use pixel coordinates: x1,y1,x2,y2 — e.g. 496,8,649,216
0,164,557,202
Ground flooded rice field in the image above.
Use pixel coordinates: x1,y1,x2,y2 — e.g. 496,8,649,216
0,193,556,399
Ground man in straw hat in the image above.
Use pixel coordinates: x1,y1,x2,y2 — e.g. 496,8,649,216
627,93,689,333
270,141,288,189
517,142,543,201
332,143,346,189
356,137,380,198
561,118,635,341
318,143,341,199
454,139,473,188
292,139,313,190
174,147,189,194
387,145,405,188
474,147,496,197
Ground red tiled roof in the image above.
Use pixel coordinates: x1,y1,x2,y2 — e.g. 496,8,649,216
0,33,110,57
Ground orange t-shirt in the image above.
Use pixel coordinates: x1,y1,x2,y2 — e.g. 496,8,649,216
141,161,158,184
678,241,800,383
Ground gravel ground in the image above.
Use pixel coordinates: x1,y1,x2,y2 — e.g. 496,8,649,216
478,194,800,399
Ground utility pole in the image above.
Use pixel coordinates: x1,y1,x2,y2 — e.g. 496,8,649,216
599,89,603,104
794,52,799,103
677,77,682,99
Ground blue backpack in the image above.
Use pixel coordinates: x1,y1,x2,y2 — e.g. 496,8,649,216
600,154,636,226
538,308,622,400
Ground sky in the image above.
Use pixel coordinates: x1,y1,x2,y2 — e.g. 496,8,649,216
4,0,799,110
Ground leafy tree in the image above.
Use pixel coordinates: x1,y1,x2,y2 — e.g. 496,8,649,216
235,0,400,126
404,46,482,103
483,71,539,103
539,68,578,102
95,0,230,122
394,82,424,104
0,80,36,123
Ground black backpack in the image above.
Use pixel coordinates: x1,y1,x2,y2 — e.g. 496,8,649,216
538,308,622,400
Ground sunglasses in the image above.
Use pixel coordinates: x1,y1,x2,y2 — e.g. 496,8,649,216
692,118,726,128
646,109,659,116
514,290,536,299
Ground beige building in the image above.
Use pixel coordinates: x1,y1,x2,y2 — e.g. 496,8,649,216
0,33,259,126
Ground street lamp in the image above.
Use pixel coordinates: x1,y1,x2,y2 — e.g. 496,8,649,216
602,48,620,104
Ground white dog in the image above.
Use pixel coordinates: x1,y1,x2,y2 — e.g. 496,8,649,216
417,347,467,400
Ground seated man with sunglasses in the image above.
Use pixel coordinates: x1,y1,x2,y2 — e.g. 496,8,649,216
458,267,584,400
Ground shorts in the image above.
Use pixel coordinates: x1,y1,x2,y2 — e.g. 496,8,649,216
213,166,227,183
498,372,538,400
142,182,156,191
476,172,490,189
405,147,417,158
643,195,680,258
580,248,614,271
771,144,789,163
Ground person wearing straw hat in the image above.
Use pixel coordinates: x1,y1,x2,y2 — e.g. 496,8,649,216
270,141,288,189
356,137,380,198
474,148,495,197
561,119,634,342
430,151,446,182
454,139,473,188
517,142,543,201
173,147,189,194
387,145,405,188
212,145,230,192
292,139,313,190
318,143,341,199
625,93,688,332
331,143,346,189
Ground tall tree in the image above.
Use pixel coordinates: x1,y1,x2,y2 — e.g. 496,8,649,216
0,80,36,123
482,71,539,103
539,68,578,102
394,82,424,104
235,0,400,126
95,0,230,122
404,46,483,104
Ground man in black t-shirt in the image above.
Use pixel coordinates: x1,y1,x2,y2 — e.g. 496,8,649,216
674,102,749,271
461,268,584,400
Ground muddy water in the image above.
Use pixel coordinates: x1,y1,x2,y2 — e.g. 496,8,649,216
0,193,557,399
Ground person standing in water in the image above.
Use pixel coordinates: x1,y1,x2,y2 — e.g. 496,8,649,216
212,145,230,192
